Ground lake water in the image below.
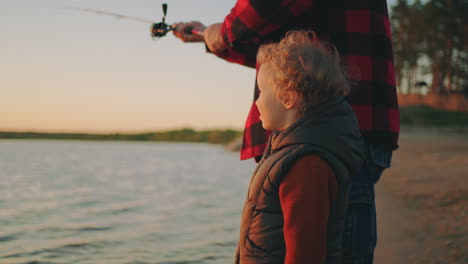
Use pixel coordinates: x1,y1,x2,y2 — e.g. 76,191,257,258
0,140,256,264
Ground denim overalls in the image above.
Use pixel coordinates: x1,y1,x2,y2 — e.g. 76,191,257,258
342,142,393,264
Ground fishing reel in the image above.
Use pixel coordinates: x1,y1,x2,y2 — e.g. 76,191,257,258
150,3,203,38
151,22,171,38
150,3,171,38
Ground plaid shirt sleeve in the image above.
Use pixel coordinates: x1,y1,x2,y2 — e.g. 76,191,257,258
212,0,314,68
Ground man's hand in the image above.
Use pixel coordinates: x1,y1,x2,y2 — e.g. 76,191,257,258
172,21,228,54
172,21,206,42
204,23,226,54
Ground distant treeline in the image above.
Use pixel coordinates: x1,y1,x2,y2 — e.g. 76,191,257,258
391,0,467,94
0,128,242,145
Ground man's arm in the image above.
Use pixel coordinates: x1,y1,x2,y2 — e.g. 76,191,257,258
173,0,314,68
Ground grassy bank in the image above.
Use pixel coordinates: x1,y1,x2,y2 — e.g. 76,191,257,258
400,105,468,127
0,128,242,145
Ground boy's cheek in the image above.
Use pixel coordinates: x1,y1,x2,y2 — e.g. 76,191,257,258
255,99,261,111
256,101,264,116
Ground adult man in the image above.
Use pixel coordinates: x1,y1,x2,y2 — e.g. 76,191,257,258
173,1,399,263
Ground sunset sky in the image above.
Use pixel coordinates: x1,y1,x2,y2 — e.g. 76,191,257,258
1,0,396,133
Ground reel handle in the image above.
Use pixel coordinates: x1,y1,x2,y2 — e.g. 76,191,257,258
162,3,167,23
162,4,167,17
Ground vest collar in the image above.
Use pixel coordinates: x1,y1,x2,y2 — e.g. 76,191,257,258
270,96,346,152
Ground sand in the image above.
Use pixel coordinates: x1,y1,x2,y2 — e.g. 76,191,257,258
374,130,468,264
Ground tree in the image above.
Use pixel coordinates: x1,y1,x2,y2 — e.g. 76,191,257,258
390,0,468,94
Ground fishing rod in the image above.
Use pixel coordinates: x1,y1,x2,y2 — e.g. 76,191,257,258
64,3,204,38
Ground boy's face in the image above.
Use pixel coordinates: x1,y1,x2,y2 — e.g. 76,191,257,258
256,64,296,131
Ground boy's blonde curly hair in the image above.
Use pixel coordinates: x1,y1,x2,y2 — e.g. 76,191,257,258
257,30,351,116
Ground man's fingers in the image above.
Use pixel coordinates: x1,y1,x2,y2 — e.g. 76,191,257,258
172,22,185,39
172,22,181,32
171,21,205,42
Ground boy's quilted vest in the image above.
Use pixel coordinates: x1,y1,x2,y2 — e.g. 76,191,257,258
235,97,364,264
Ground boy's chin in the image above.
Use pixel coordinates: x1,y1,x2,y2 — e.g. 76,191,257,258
260,117,273,130
260,122,271,131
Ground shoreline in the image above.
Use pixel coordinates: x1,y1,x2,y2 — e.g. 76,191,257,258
375,132,467,263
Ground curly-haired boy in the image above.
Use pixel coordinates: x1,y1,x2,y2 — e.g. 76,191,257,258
236,31,364,264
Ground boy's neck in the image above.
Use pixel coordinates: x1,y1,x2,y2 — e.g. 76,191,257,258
277,109,299,131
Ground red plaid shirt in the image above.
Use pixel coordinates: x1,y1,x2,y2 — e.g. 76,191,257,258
212,0,399,160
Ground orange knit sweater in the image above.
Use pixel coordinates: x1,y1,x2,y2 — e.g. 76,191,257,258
279,155,338,264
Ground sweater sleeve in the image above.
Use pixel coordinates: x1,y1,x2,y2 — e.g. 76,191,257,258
279,154,338,264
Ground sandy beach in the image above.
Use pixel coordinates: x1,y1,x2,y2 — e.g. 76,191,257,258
375,129,468,264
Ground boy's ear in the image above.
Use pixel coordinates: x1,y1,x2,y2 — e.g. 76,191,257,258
280,89,300,109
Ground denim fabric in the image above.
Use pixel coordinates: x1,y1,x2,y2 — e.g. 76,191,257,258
342,142,392,264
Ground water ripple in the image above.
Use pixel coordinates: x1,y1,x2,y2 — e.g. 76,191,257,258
0,141,254,264
0,234,16,242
